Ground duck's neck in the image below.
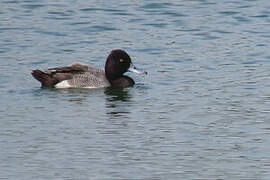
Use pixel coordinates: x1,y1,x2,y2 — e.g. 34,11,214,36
105,67,121,84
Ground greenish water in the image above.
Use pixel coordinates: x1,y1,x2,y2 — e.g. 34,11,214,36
1,0,270,179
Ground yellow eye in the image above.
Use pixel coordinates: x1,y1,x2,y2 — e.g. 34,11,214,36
120,59,124,63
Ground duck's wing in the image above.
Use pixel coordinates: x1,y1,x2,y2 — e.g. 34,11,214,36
48,62,89,73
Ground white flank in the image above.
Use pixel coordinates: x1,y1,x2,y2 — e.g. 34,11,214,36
55,80,71,89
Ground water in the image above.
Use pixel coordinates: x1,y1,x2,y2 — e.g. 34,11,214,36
1,0,270,179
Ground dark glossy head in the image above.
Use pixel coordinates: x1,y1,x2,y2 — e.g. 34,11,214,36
105,49,134,87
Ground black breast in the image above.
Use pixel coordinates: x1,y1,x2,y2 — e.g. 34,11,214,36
110,75,135,88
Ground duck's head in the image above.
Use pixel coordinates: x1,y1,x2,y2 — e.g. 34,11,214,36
105,49,147,88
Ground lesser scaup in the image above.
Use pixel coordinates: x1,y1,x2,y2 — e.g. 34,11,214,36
31,49,147,89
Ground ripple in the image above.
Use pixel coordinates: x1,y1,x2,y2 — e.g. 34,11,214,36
141,2,173,9
250,14,269,18
47,10,74,17
29,60,48,65
111,12,133,16
80,8,125,13
176,28,201,32
2,0,19,3
61,49,75,53
234,16,251,22
80,8,103,12
192,32,220,40
35,30,67,37
135,48,163,54
237,5,253,9
0,50,7,53
142,23,167,28
211,30,233,34
22,4,46,9
219,11,241,15
76,25,119,34
67,21,90,26
128,18,144,23
161,11,186,17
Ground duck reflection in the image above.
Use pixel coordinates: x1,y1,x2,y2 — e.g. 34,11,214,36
104,87,133,118
104,87,132,102
54,88,100,104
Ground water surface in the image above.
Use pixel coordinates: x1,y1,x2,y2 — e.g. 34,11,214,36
1,0,270,179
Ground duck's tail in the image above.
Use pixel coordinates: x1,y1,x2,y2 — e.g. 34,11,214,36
31,69,54,87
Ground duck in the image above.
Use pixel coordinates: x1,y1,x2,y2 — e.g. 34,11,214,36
31,49,147,89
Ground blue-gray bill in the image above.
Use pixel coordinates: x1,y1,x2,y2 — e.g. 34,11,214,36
128,64,148,75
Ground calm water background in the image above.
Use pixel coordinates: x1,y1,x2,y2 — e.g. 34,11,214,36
1,0,270,179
